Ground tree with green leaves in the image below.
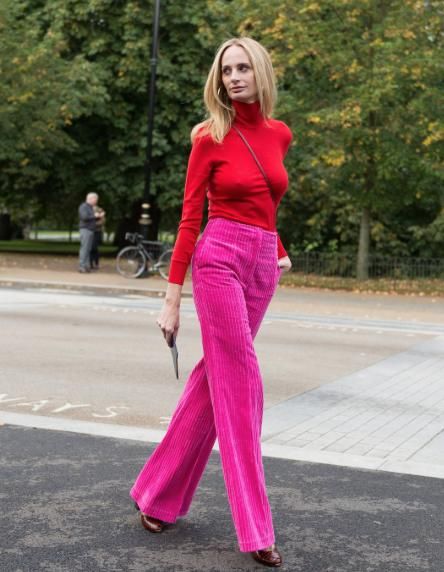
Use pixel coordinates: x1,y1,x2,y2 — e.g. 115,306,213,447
205,0,443,277
1,0,219,238
1,0,442,278
18,0,220,239
0,0,108,233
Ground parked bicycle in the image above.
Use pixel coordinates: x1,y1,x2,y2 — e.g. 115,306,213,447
116,232,173,279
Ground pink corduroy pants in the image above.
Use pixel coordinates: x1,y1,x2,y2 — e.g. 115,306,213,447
130,216,283,552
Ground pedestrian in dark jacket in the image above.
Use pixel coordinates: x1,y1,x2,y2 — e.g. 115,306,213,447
78,193,104,273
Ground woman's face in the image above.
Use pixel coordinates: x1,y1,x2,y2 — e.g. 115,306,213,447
220,45,258,103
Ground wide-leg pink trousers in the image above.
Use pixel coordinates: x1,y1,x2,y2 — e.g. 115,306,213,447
130,216,283,552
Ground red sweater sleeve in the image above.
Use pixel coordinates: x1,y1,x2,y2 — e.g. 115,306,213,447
168,133,214,285
276,123,293,260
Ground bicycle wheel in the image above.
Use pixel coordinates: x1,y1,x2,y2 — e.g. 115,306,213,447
156,249,173,280
116,247,147,278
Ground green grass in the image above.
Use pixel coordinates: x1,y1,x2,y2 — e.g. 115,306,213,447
281,273,444,296
31,231,75,237
0,240,118,256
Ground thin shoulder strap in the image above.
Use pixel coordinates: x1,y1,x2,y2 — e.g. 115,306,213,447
232,125,274,199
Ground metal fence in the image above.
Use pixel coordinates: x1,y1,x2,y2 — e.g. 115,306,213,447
291,252,444,279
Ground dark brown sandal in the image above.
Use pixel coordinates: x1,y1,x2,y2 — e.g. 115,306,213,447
251,544,283,567
134,502,166,533
140,513,166,533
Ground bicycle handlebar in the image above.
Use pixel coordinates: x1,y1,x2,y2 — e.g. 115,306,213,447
125,232,164,246
124,232,144,243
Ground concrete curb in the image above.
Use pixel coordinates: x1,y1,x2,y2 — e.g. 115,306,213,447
0,277,194,298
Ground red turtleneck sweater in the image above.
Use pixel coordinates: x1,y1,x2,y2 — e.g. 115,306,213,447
168,98,293,285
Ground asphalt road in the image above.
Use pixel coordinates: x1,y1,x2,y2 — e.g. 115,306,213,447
1,424,443,572
1,287,443,430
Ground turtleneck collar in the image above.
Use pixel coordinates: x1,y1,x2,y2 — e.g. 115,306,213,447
231,98,264,128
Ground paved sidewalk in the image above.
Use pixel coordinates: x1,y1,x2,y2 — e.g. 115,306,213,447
0,255,191,297
262,336,444,479
1,424,443,572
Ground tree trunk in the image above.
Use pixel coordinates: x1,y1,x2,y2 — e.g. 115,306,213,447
357,207,370,280
0,214,12,240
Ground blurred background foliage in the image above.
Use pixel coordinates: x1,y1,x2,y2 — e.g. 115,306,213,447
0,0,442,274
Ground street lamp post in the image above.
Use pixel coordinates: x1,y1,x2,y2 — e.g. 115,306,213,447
140,0,161,239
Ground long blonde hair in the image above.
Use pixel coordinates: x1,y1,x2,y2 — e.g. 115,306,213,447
191,37,278,144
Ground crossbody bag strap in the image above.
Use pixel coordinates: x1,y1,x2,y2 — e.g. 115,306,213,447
232,125,275,201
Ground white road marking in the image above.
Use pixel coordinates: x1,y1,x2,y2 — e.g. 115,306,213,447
8,400,50,412
0,411,166,443
0,394,130,419
0,394,26,404
51,402,91,414
92,406,130,418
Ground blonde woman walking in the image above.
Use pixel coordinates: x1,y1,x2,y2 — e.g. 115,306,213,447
130,36,292,567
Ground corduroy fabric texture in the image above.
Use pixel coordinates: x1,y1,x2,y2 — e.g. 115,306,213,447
130,216,283,552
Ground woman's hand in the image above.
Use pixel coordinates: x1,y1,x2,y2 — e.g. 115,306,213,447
156,283,182,345
278,255,292,273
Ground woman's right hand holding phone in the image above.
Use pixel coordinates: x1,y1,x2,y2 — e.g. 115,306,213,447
156,283,182,346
